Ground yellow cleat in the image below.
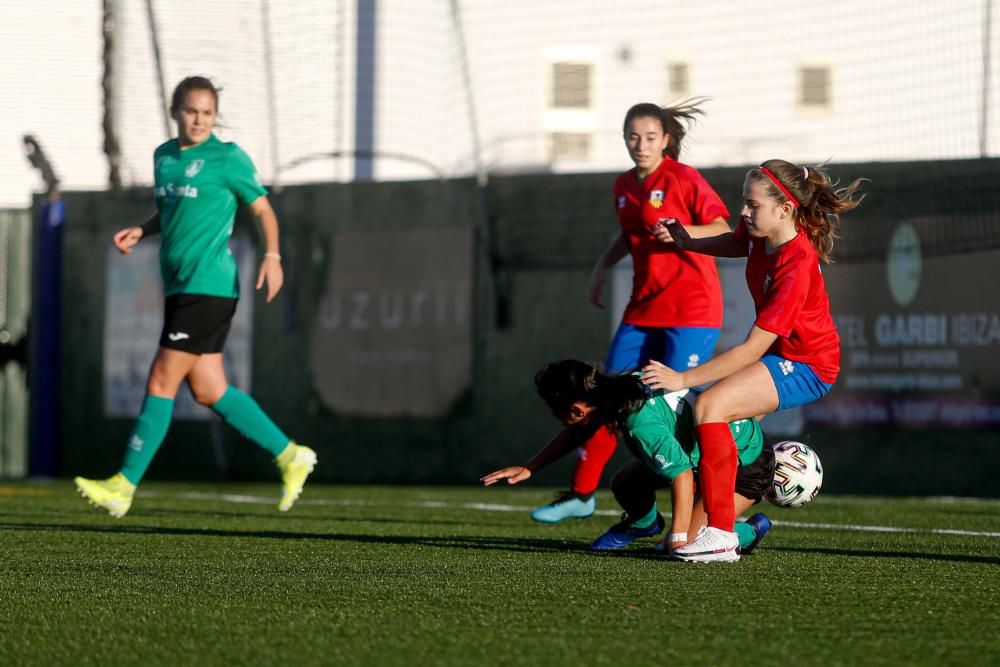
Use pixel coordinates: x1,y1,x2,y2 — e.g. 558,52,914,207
74,473,136,518
276,443,317,512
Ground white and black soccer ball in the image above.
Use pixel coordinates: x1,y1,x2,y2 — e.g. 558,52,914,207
765,441,823,509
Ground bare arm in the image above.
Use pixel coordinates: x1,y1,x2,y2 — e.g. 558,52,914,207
669,469,695,552
598,230,630,266
481,424,592,486
652,219,746,258
249,196,284,303
642,325,778,391
589,231,629,309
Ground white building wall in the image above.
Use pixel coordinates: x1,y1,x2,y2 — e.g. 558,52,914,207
112,0,355,189
0,2,105,208
1,0,996,208
452,0,999,170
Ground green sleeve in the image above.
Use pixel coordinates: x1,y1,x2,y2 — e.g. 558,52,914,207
629,424,694,481
226,144,268,205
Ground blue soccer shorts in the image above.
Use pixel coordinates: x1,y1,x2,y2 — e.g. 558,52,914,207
605,323,721,374
759,354,833,411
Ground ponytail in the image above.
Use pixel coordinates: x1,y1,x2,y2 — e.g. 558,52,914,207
622,97,709,160
751,159,866,263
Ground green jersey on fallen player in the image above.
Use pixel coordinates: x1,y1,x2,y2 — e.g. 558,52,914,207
153,134,267,298
622,388,763,480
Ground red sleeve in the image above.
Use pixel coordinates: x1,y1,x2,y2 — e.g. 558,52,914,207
685,170,729,225
754,250,811,337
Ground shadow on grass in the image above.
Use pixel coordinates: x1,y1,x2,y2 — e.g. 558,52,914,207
766,545,1000,565
523,542,1000,566
5,521,995,565
137,507,500,527
0,521,594,554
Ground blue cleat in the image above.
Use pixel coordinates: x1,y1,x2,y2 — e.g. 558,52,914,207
741,512,772,555
591,512,666,550
530,492,596,523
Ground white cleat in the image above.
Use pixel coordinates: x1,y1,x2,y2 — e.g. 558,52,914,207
673,526,740,563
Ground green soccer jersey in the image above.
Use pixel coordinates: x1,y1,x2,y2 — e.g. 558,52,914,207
622,388,763,480
153,134,267,298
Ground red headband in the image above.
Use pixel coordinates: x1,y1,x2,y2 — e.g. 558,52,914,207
759,166,800,207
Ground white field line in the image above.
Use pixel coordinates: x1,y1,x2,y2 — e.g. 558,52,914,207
146,491,1000,539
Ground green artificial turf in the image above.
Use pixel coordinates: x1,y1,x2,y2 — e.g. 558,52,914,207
1,482,998,666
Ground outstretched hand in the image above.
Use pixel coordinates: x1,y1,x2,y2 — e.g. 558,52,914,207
641,359,687,392
481,466,532,486
256,256,284,303
112,227,143,255
651,218,692,249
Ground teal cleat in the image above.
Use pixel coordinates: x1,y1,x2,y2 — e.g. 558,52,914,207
530,492,595,524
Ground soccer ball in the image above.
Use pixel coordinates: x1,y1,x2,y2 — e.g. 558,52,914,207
765,441,823,508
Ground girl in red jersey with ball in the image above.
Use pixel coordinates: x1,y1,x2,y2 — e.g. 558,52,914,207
643,159,864,562
530,101,731,523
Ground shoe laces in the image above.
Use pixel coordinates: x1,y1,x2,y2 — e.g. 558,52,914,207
692,526,735,549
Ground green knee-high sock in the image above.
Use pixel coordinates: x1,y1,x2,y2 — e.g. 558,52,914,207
120,395,175,485
629,504,660,530
211,387,290,457
735,521,757,549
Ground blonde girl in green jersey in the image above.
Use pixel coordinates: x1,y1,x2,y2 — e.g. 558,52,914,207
74,76,316,517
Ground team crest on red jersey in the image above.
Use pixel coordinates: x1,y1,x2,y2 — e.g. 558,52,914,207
762,274,773,293
649,190,664,209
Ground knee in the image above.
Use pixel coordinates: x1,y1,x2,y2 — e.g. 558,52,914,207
610,463,640,498
694,394,731,424
146,370,178,398
188,380,226,407
611,467,628,496
694,396,714,424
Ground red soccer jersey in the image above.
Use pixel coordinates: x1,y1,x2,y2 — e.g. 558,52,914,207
613,157,728,328
734,220,840,383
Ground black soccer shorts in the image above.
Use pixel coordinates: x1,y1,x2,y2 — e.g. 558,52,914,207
159,294,238,354
735,441,777,503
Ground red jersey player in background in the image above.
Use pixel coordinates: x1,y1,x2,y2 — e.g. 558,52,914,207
530,101,731,523
643,159,865,561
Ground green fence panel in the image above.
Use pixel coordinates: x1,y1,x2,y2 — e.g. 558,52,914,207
51,160,1000,496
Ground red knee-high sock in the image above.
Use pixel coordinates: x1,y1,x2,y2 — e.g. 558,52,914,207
697,422,738,531
570,425,618,495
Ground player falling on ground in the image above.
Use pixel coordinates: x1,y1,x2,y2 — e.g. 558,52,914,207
643,160,865,562
74,76,316,517
483,360,773,556
531,101,731,524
